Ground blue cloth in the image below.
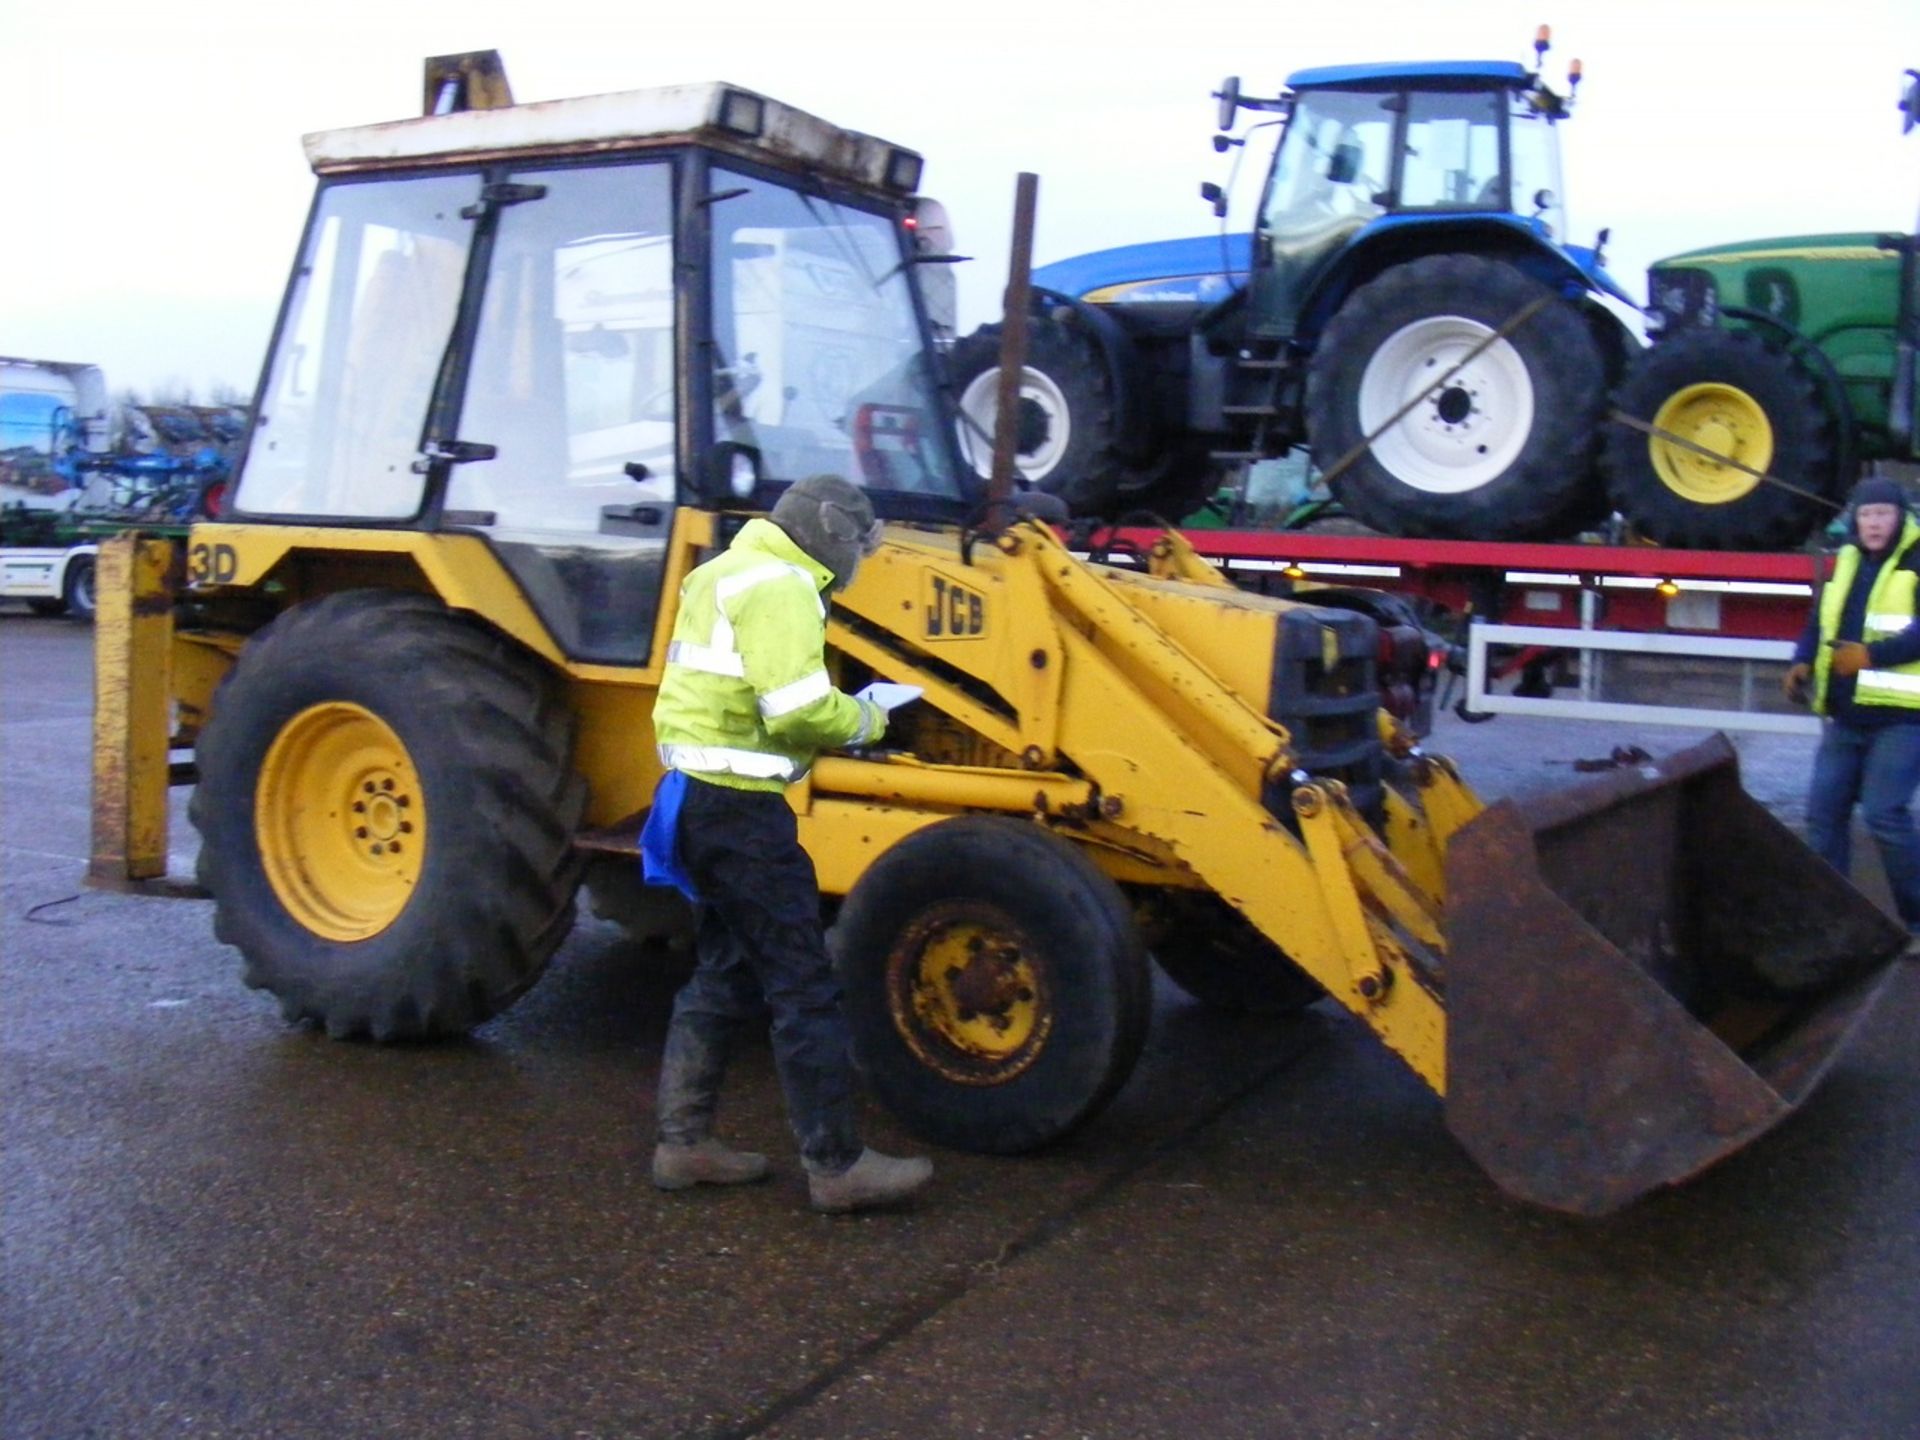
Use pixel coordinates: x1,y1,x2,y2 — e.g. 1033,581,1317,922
639,769,700,903
1806,720,1920,929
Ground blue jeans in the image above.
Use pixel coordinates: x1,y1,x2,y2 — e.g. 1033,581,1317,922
1805,720,1920,929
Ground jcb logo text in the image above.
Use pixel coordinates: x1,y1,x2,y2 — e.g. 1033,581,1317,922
924,574,987,640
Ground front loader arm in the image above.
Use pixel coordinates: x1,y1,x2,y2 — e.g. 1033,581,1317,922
824,520,1466,1093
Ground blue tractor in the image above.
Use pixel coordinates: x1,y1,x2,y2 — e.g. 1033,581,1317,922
948,35,1638,540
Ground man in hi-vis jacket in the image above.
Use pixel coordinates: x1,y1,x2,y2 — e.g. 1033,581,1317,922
644,474,933,1212
1785,475,1920,935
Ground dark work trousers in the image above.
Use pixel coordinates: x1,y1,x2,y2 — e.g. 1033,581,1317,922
654,776,863,1174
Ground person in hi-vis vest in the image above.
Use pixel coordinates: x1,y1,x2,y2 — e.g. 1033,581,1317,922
642,474,934,1213
1785,475,1920,934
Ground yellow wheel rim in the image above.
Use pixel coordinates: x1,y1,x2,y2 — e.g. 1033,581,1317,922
256,702,425,942
887,903,1052,1086
1648,382,1774,505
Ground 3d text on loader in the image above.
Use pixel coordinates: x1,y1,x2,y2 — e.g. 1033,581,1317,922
89,53,1908,1217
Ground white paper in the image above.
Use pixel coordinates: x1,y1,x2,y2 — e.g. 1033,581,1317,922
855,682,924,712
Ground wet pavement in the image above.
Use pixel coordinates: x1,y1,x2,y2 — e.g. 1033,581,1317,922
4,612,1917,1439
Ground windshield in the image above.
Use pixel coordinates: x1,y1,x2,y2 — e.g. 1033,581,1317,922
706,166,966,509
235,173,472,519
1263,90,1393,237
1507,102,1567,241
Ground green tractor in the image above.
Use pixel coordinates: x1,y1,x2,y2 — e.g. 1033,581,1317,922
1604,68,1920,550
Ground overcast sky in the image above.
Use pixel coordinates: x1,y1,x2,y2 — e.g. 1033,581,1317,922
3,0,1916,398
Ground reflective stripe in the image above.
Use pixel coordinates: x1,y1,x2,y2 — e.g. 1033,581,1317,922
852,698,881,745
659,743,799,780
666,640,746,678
1867,613,1917,631
1857,669,1920,696
715,561,821,617
758,668,832,718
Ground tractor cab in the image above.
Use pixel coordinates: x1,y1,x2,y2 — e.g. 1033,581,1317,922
1223,52,1597,345
228,59,971,667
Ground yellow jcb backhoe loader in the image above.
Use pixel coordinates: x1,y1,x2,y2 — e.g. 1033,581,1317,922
90,53,1907,1216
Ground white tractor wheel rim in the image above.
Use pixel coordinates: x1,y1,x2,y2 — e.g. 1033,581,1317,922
956,365,1072,481
1355,315,1535,495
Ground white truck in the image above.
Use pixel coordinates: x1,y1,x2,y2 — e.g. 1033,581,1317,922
0,357,108,619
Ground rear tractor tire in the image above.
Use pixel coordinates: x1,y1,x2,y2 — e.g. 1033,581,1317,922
190,590,589,1040
832,816,1152,1153
948,318,1129,516
1306,253,1608,541
1603,327,1836,550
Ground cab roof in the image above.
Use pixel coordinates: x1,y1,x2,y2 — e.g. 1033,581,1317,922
302,80,923,196
1286,60,1531,91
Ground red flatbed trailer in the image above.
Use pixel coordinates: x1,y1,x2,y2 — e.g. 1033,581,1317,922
1118,527,1833,731
1137,528,1829,642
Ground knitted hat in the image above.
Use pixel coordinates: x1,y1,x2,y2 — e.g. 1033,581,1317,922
770,475,880,589
1849,476,1908,511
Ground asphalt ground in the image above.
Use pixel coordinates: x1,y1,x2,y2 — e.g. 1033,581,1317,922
4,610,1917,1439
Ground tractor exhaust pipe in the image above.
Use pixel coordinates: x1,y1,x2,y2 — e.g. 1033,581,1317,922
1441,734,1906,1216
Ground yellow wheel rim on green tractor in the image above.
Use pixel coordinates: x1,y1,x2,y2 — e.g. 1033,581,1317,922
1649,381,1774,505
887,904,1053,1085
256,702,425,942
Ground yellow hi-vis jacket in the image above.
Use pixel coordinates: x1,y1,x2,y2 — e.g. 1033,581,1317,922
1815,514,1920,715
653,517,884,791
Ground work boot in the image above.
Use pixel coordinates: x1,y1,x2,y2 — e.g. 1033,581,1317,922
651,1138,771,1191
807,1148,933,1214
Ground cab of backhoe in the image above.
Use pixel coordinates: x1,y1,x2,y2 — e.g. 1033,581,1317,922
224,80,975,666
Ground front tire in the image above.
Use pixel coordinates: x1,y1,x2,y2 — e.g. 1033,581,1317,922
948,319,1127,515
1307,254,1607,541
1604,328,1836,550
62,555,96,622
190,590,588,1039
833,816,1152,1153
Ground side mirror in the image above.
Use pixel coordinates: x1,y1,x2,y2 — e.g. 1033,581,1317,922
1214,76,1241,132
705,441,763,502
1200,181,1228,219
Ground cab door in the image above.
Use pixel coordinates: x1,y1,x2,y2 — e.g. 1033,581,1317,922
445,159,682,665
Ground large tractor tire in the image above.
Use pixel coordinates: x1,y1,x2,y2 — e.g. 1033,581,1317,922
1306,254,1608,541
1604,327,1836,550
948,318,1128,515
190,590,588,1040
832,816,1152,1153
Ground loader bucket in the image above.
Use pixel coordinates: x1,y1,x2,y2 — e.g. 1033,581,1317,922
1442,733,1907,1217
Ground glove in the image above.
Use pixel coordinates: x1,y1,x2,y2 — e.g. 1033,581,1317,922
1783,663,1812,705
1830,642,1872,679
